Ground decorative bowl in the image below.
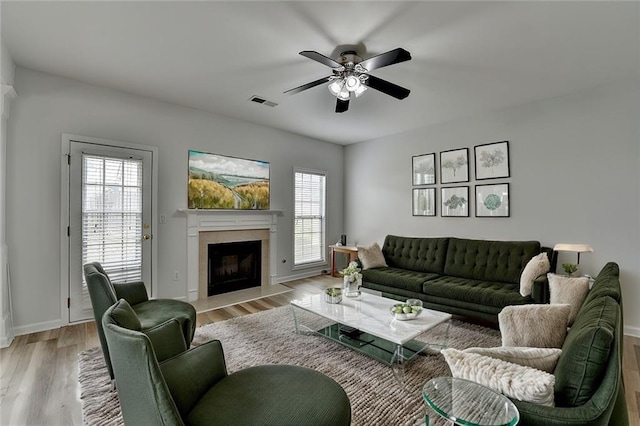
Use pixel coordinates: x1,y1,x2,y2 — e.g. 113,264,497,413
390,299,423,320
324,287,343,304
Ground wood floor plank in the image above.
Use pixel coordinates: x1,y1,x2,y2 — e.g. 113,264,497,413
0,275,638,425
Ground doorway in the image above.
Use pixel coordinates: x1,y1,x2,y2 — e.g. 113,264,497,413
61,134,157,323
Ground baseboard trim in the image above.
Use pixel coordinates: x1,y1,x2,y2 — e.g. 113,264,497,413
13,319,62,337
624,325,640,338
276,269,325,283
0,310,14,348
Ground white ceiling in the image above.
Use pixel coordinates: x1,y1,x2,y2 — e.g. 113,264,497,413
2,1,638,145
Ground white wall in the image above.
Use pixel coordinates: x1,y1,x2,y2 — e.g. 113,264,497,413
344,78,640,335
7,67,344,332
0,38,16,346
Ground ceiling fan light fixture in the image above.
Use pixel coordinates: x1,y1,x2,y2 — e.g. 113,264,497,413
337,85,350,100
328,79,343,96
353,84,367,98
328,78,350,100
344,75,361,92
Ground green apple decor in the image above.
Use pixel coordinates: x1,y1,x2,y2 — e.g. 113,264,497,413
390,299,423,320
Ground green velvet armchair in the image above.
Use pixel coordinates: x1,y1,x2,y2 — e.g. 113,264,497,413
83,262,197,380
103,299,352,426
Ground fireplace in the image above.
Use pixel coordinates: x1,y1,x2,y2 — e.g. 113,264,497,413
181,209,281,301
208,240,261,296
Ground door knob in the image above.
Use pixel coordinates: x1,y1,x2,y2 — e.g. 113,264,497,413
143,234,151,240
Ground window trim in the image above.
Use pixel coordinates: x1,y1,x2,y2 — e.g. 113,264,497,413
292,167,327,270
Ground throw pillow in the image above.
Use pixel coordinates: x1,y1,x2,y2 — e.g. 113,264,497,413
442,348,556,406
109,299,142,331
357,242,388,270
548,273,590,326
464,347,562,373
499,304,570,348
520,252,550,297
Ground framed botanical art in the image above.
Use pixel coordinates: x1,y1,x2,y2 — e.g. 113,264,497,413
412,153,436,185
440,148,469,184
441,186,469,217
476,183,510,217
412,188,436,216
474,141,510,180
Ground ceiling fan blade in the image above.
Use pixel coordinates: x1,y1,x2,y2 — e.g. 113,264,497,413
300,51,345,71
284,76,333,95
335,98,349,113
363,75,410,100
358,48,411,72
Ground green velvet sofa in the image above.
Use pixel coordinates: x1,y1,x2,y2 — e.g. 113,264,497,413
512,262,628,425
362,235,554,324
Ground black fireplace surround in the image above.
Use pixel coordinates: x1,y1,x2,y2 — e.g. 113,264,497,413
207,240,261,296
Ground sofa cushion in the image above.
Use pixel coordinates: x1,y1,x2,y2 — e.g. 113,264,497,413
444,238,541,284
442,349,556,406
499,304,570,348
357,242,387,270
363,267,439,293
382,235,449,274
554,296,618,407
464,347,562,373
520,252,550,297
109,299,142,331
422,275,529,309
548,273,590,326
583,262,621,306
133,299,197,343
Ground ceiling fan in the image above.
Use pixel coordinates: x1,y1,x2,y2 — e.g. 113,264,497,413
284,47,412,113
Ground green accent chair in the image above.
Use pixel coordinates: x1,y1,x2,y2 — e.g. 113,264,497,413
103,299,352,426
84,262,197,380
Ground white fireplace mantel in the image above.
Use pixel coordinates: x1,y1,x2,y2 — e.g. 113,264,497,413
179,209,283,301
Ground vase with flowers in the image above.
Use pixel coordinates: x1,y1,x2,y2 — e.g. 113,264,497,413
340,261,363,298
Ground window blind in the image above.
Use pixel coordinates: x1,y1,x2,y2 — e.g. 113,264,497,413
82,154,143,284
294,170,326,266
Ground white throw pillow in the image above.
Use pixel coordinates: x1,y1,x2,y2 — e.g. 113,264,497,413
548,273,590,326
357,242,388,270
499,304,570,348
464,347,562,373
442,348,556,407
520,253,550,297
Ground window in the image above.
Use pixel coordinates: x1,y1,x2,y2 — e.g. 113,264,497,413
82,154,144,283
294,169,326,266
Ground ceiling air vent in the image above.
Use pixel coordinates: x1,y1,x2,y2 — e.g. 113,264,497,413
249,95,278,107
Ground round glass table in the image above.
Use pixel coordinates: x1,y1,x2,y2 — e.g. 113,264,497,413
422,377,519,426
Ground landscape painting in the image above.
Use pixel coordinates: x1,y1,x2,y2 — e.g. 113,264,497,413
188,150,270,210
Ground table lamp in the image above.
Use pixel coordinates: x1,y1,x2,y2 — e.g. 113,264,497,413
553,243,594,264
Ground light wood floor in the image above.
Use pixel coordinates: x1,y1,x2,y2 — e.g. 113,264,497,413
1,275,639,425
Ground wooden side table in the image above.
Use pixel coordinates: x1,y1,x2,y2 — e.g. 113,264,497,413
329,245,358,277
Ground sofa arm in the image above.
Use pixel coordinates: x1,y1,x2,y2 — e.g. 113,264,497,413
160,340,228,418
113,281,149,306
144,318,188,362
514,398,612,426
530,275,549,304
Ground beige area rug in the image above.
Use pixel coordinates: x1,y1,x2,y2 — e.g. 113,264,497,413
79,306,501,426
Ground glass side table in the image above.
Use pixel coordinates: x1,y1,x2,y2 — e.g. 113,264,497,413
422,377,519,426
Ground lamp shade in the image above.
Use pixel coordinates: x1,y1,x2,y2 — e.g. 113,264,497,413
553,243,594,253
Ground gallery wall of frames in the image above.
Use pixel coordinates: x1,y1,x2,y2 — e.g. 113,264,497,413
411,141,510,218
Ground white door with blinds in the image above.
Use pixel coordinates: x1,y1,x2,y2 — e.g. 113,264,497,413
294,169,326,266
68,141,153,322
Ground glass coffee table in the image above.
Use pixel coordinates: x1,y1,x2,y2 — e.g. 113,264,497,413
422,377,519,425
290,291,451,378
